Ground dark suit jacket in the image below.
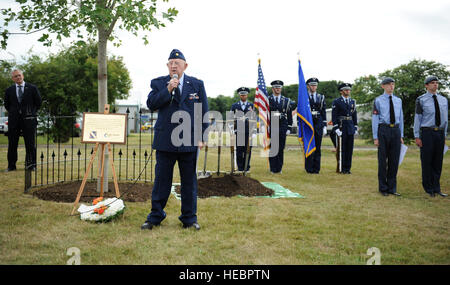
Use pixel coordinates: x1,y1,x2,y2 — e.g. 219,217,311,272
147,74,209,152
4,82,42,128
331,97,357,135
308,93,327,130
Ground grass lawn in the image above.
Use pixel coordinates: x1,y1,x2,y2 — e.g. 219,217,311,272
0,137,449,265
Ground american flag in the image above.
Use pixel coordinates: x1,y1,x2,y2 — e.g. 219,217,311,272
254,61,270,149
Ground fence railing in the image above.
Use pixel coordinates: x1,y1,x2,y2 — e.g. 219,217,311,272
24,108,155,192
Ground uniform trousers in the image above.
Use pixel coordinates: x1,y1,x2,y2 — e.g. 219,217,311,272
147,150,198,225
377,125,401,194
420,129,445,194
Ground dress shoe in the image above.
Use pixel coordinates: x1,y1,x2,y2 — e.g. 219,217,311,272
5,167,16,172
436,192,448,197
183,222,201,230
140,221,159,230
389,192,401,196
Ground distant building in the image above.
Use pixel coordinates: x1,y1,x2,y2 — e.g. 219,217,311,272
115,104,140,134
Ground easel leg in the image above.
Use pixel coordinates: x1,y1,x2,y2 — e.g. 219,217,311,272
99,143,106,197
107,143,121,198
71,143,100,215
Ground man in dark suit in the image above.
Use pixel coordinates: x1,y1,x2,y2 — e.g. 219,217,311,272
141,49,209,231
268,80,294,174
4,69,42,171
332,83,358,174
230,87,255,172
305,77,327,174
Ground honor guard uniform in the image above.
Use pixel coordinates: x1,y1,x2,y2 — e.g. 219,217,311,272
332,83,358,174
230,87,255,171
268,80,294,174
372,77,404,196
305,77,327,174
414,76,448,197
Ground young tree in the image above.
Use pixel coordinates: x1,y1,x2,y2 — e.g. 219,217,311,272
1,0,177,112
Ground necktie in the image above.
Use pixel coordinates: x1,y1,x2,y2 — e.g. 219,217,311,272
18,85,23,103
389,95,395,124
433,95,441,127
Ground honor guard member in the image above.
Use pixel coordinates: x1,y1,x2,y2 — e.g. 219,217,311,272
268,80,294,174
230,87,254,171
305,77,327,174
142,49,209,231
414,76,448,197
372,77,404,196
332,83,358,174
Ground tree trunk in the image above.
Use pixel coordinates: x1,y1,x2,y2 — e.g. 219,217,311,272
97,28,109,193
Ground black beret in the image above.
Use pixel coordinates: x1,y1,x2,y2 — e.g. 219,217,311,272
271,80,284,87
168,49,186,61
338,83,352,91
381,77,395,85
237,87,250,95
424,75,439,84
306,77,319,85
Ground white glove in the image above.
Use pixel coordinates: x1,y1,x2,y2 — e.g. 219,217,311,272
323,127,327,136
355,130,358,135
286,130,291,135
336,129,342,137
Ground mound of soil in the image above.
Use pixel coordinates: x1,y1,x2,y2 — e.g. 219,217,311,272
175,174,274,198
32,175,273,203
32,181,152,203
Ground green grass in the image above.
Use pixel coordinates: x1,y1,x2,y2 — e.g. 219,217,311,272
0,140,449,265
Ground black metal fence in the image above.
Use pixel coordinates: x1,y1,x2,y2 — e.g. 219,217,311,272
24,108,155,192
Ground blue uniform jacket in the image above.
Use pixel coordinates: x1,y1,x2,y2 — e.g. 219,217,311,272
147,74,209,152
268,95,294,133
230,101,254,136
332,97,358,135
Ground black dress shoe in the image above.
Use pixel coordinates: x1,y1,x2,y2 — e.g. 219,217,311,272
437,192,448,197
6,167,16,172
141,221,159,230
183,222,200,230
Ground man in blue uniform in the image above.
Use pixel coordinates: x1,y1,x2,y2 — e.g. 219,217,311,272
268,80,294,174
305,77,327,174
414,76,448,197
332,83,357,174
141,49,209,231
230,87,255,172
372,77,404,196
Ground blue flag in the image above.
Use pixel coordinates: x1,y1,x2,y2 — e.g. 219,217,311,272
297,60,316,157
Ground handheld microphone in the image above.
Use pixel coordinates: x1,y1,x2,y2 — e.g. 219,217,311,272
172,74,179,96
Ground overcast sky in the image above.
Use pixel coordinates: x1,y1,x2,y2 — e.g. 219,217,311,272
1,0,450,106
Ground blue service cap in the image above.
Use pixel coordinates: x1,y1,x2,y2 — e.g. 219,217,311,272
237,87,250,95
306,77,319,85
424,75,439,84
381,77,395,85
168,49,186,61
271,80,284,88
338,83,352,91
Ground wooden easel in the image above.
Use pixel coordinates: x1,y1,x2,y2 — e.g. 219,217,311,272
71,104,121,215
